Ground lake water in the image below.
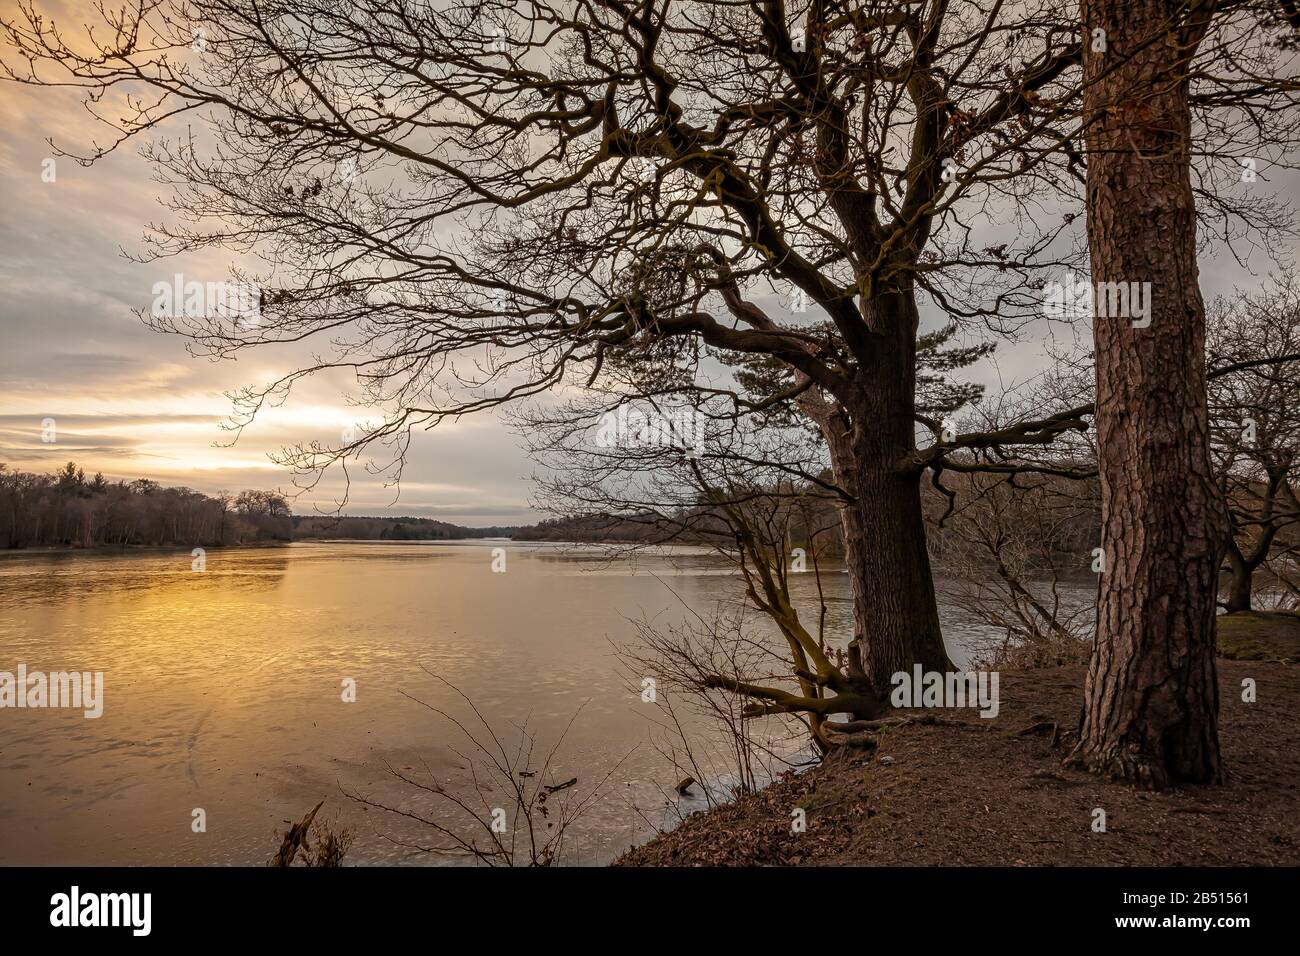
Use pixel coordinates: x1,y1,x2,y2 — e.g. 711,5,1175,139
0,540,1081,865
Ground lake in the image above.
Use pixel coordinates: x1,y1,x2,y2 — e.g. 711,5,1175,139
0,540,1083,865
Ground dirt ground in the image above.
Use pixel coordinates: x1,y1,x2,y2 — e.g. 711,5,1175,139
615,657,1299,866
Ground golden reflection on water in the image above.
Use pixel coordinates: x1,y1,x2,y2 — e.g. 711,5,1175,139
1,541,855,865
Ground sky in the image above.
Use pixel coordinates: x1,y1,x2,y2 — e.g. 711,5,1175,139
0,1,546,525
0,0,1295,526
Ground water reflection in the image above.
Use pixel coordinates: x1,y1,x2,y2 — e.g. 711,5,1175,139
0,540,1090,865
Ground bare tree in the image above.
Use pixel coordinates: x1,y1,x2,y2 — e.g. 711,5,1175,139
5,0,1294,724
517,323,1020,751
1208,270,1300,611
936,470,1097,663
2,0,1103,696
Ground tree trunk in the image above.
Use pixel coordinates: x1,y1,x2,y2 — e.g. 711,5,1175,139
1223,544,1253,613
822,287,952,691
1071,0,1223,787
839,455,951,689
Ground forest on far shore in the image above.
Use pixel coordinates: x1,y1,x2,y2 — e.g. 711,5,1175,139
0,461,518,550
0,461,293,549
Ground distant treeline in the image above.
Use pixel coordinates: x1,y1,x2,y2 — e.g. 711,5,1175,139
512,510,838,549
0,462,292,549
510,514,677,543
293,515,515,540
511,476,1104,566
0,463,522,550
0,461,1104,559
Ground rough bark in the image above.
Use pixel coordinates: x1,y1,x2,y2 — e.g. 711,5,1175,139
1070,0,1224,787
821,288,953,690
1223,543,1253,613
838,460,951,689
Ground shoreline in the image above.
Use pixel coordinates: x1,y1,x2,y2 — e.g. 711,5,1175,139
0,540,291,555
616,616,1300,867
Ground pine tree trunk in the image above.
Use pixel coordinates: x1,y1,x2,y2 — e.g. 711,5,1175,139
1071,0,1223,787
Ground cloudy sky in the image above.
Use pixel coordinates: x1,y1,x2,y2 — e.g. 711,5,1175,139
0,0,1294,525
0,1,549,525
